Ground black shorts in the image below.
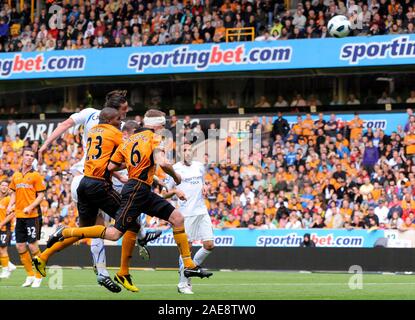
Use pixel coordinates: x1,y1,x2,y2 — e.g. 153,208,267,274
115,180,175,233
77,176,121,225
0,229,11,247
15,217,42,244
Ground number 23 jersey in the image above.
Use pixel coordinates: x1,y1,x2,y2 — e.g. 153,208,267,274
83,124,123,180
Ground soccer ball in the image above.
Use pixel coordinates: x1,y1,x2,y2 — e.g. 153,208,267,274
328,15,351,38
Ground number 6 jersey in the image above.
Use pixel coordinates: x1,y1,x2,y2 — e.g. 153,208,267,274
110,128,162,186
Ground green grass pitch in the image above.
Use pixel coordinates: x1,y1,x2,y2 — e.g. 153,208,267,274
1,268,415,300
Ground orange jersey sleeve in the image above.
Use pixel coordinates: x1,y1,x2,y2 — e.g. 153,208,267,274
84,124,123,180
9,174,16,191
33,172,46,193
0,196,10,231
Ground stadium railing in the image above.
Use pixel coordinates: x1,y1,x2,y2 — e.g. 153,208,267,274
225,27,255,42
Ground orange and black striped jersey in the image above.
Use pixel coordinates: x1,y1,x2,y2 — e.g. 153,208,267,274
9,170,46,219
84,124,123,180
0,196,12,231
110,128,162,186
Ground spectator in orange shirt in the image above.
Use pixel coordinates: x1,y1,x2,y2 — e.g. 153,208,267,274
220,0,237,14
292,115,303,138
192,31,204,44
214,20,226,41
404,125,415,161
349,112,364,142
302,113,315,137
222,214,241,228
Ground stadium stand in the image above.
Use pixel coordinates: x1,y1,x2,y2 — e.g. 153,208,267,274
0,0,414,52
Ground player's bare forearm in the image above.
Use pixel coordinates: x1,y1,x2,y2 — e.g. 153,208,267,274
108,161,124,172
153,175,166,189
6,192,15,215
154,149,181,184
38,118,75,163
25,192,45,213
112,170,128,183
161,163,181,184
162,190,177,199
41,118,75,150
0,212,15,229
163,188,187,200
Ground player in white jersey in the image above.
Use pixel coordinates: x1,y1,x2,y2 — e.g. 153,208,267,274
37,90,161,292
165,142,214,294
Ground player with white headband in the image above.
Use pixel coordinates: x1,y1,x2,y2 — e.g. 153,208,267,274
143,116,167,126
35,91,162,292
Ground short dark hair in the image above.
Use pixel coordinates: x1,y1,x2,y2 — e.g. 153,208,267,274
122,120,141,134
104,90,128,109
23,147,34,154
99,107,119,124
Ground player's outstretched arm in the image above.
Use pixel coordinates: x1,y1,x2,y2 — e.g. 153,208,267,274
6,191,15,216
108,161,123,172
154,149,181,185
112,170,128,183
38,117,75,163
162,188,187,200
153,175,166,189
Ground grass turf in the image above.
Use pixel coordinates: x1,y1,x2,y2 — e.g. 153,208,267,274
1,268,415,300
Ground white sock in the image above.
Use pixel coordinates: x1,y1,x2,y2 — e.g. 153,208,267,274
90,238,109,277
136,214,147,240
193,248,212,267
137,225,146,240
178,256,187,284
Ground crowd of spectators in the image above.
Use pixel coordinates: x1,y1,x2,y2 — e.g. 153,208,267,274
3,89,414,116
194,90,414,113
3,106,415,232
197,108,415,230
0,0,414,52
247,90,415,110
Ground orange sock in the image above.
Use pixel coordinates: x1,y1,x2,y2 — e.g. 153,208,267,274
19,250,34,277
31,249,41,258
31,249,44,278
30,249,44,279
173,226,195,269
40,237,79,262
62,226,106,239
0,254,9,268
118,231,137,276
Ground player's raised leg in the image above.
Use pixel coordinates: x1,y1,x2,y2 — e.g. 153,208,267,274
50,197,211,279
33,174,82,277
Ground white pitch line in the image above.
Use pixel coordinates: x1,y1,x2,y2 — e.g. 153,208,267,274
2,282,415,289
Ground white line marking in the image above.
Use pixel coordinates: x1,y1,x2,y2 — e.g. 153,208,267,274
2,282,415,289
